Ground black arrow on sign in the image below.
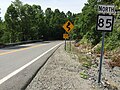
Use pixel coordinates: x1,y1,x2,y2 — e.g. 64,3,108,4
66,22,71,32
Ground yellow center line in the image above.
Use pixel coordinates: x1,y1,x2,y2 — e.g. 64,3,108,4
0,44,43,56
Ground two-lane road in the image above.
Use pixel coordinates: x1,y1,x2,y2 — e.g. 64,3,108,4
0,41,63,90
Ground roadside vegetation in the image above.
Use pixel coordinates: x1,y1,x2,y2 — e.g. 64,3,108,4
72,0,120,66
0,0,76,43
0,0,120,65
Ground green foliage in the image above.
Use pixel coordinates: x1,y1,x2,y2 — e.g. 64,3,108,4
82,62,92,68
0,0,120,52
0,0,75,43
80,70,89,79
105,28,120,50
73,0,100,44
72,0,120,51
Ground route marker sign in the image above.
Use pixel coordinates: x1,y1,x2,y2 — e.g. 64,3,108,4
98,5,115,14
63,20,74,33
63,34,69,39
97,4,115,83
96,14,114,32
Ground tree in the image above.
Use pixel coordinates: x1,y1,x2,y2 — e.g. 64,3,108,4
5,4,19,43
73,0,100,45
0,20,4,42
31,5,44,40
4,0,23,43
4,0,75,42
50,9,66,39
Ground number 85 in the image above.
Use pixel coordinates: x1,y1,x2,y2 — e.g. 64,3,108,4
98,18,112,28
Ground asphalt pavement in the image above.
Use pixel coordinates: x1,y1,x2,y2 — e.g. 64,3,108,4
0,41,63,90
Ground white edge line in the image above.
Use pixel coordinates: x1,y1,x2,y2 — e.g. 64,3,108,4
0,42,63,85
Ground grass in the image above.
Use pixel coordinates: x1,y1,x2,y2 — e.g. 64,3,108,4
80,70,89,79
66,41,72,52
66,41,93,69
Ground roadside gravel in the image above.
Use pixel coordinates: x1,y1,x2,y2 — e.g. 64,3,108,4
26,45,93,90
26,44,120,90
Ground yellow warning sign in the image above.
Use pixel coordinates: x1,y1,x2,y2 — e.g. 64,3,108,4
63,20,74,33
63,34,69,39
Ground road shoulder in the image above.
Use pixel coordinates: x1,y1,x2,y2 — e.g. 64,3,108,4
26,45,92,90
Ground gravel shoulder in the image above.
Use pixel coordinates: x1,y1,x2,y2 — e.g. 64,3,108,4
26,44,120,90
26,45,93,90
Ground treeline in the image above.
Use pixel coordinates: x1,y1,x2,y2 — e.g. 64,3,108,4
0,0,76,43
0,0,120,51
73,0,120,50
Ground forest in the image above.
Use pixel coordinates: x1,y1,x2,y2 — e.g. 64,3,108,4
0,0,120,51
0,0,76,43
73,0,120,51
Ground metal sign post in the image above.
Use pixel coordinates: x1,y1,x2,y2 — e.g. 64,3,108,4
98,32,105,83
96,14,114,83
63,33,69,51
65,38,66,51
69,33,71,52
97,4,115,82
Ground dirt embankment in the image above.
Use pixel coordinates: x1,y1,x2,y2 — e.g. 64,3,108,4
73,43,120,90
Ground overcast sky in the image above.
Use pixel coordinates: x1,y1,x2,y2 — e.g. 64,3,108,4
0,0,88,19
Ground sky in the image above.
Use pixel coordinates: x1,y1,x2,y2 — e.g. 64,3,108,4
0,0,88,20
